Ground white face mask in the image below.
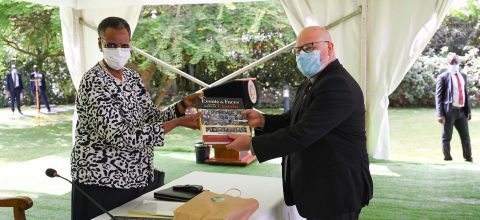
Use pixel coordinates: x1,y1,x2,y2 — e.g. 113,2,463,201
103,47,131,70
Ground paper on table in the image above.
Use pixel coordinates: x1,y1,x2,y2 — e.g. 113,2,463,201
128,199,184,218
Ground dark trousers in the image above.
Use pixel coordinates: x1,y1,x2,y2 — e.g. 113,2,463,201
10,88,22,112
32,88,50,111
71,170,164,220
442,108,472,160
307,209,361,220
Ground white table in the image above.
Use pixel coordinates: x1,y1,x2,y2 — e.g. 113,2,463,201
93,171,304,220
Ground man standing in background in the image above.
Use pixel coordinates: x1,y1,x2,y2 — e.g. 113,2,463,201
6,64,23,115
30,64,51,112
435,53,472,162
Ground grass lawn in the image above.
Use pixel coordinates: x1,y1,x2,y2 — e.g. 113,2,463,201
389,108,480,163
1,107,479,219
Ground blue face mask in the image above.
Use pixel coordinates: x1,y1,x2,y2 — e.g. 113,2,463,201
296,50,323,77
450,64,459,73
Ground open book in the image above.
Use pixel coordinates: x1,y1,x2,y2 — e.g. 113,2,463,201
196,97,251,144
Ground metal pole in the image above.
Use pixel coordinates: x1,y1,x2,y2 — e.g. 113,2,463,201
35,79,40,112
360,2,368,106
132,47,210,88
208,42,295,88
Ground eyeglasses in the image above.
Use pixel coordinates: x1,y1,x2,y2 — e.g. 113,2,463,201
100,38,131,49
292,41,329,55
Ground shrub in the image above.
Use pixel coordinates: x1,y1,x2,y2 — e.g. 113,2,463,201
390,48,480,107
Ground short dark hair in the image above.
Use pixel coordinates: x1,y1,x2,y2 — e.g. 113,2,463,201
97,17,131,39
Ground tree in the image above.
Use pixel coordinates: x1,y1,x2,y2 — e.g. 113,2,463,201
0,0,73,105
425,0,480,55
132,1,300,106
0,0,63,66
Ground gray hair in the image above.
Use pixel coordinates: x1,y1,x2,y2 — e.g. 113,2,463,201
447,53,460,65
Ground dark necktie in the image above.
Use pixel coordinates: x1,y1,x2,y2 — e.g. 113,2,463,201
292,81,313,122
454,73,464,105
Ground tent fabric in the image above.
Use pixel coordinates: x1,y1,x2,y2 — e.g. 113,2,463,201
280,0,452,159
25,0,264,9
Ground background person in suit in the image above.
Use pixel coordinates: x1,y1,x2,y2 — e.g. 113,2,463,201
435,53,472,162
6,64,23,115
226,26,373,220
30,64,51,112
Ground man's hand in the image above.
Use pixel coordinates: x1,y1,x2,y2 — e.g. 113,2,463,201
437,117,445,124
226,133,251,152
183,92,204,108
241,109,265,128
468,113,472,121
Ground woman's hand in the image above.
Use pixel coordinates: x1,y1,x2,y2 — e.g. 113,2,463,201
177,112,202,130
183,92,204,108
164,113,202,133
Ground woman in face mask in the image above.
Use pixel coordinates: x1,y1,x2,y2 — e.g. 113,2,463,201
70,17,203,220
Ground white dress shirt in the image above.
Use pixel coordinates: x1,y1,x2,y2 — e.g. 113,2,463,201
450,71,465,107
12,71,20,88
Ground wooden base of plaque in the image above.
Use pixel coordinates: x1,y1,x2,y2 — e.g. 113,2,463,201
204,145,256,165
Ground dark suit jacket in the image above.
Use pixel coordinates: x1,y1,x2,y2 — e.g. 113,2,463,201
252,60,373,218
6,71,23,93
435,70,471,118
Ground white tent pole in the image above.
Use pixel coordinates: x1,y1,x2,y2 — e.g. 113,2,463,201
208,42,295,87
325,6,361,29
360,1,367,105
79,17,95,29
79,19,211,88
132,47,210,88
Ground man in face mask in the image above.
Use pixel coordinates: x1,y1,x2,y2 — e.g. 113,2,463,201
71,17,203,220
435,53,472,162
226,26,373,219
6,64,23,115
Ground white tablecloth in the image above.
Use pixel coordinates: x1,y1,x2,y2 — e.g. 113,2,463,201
93,171,304,220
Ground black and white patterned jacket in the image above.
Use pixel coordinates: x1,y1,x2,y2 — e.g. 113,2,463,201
72,62,182,189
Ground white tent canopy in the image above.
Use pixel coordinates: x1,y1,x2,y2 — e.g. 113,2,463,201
24,0,452,159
